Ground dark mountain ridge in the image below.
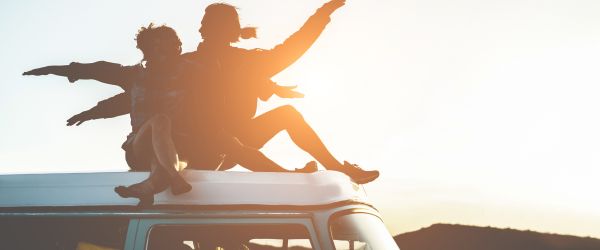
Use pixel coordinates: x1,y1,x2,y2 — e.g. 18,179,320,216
394,223,600,250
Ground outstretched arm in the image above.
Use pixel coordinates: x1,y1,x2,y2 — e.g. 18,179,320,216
23,65,78,82
66,92,131,126
254,0,346,78
24,61,137,90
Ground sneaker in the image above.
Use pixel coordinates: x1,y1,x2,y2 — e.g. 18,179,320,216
342,161,379,184
295,161,318,173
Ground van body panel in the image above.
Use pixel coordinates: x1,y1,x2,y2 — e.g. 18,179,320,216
0,172,398,249
124,219,140,250
0,171,367,208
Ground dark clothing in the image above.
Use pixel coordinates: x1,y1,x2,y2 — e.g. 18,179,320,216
184,4,333,127
68,61,141,88
69,58,222,170
123,133,151,171
128,62,197,133
75,61,196,134
91,92,130,119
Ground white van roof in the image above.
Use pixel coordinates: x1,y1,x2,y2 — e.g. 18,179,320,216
0,170,368,208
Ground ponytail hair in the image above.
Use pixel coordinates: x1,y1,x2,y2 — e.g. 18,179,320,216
240,27,257,39
200,3,257,43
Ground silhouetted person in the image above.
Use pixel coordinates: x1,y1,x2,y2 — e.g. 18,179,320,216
190,0,379,184
101,24,194,203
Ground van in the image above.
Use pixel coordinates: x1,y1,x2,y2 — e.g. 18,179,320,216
0,170,399,250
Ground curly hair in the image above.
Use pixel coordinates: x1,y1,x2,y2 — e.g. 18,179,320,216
135,23,182,56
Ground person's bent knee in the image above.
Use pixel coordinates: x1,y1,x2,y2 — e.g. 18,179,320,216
277,105,304,122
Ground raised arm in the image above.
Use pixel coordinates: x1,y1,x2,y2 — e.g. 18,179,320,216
23,61,138,90
66,92,131,126
253,0,346,78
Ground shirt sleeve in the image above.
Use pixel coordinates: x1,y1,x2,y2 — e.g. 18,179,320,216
84,92,131,119
68,61,139,90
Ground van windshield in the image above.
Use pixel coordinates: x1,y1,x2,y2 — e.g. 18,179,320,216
330,212,399,250
147,224,314,250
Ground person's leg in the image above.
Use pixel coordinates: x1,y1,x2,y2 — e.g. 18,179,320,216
236,105,344,171
131,115,191,194
134,159,170,193
134,115,178,175
220,132,291,172
234,105,379,183
115,159,170,207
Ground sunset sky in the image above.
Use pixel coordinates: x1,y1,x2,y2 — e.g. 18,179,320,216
1,0,600,238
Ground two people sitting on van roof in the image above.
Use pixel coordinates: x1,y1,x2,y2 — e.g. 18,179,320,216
23,0,379,206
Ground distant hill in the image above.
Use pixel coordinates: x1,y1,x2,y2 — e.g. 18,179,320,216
395,223,600,250
245,223,600,249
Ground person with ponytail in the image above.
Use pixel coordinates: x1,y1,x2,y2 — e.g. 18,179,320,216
182,0,379,184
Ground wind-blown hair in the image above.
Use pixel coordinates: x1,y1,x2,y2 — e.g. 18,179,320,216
135,23,182,60
199,3,257,43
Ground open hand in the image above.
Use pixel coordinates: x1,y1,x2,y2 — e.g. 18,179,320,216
23,65,77,83
274,85,304,99
67,111,93,126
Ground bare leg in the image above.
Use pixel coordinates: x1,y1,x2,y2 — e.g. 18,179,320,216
219,132,294,173
134,159,170,193
224,105,378,183
131,114,191,194
132,115,181,177
115,114,192,205
232,105,344,171
115,159,169,207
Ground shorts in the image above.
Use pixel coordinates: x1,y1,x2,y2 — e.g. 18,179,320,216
122,133,152,171
177,129,242,171
121,129,243,172
122,131,192,171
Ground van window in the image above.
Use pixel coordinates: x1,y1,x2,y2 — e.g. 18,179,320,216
330,213,398,250
0,216,129,250
147,224,314,250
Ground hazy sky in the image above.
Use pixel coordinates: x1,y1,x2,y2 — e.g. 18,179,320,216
1,0,600,237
